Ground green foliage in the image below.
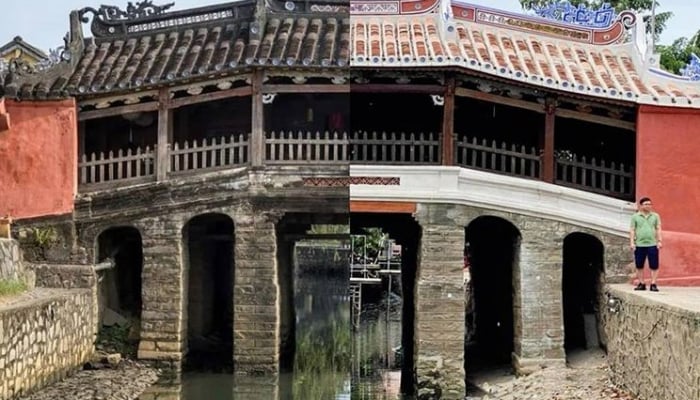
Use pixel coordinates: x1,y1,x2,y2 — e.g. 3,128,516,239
293,306,351,398
657,32,700,73
0,279,27,297
352,227,387,260
96,320,138,358
30,226,58,248
519,1,672,40
304,224,349,247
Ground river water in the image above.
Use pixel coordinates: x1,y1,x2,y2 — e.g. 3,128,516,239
141,269,404,399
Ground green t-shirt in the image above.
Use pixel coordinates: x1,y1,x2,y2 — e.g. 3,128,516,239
630,212,661,247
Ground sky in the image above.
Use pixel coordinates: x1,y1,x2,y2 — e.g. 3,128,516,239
0,0,696,52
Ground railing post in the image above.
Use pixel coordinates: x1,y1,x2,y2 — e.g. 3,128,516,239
251,70,265,167
441,75,456,166
156,88,173,181
541,97,556,183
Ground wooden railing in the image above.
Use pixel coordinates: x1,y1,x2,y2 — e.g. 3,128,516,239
79,147,155,186
556,155,634,199
265,131,348,164
171,134,249,174
77,132,634,200
455,136,541,179
350,131,440,164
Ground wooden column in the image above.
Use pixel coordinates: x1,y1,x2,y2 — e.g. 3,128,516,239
541,98,556,183
441,76,456,166
156,88,173,181
251,70,265,167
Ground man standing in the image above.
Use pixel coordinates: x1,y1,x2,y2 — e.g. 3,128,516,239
630,197,662,291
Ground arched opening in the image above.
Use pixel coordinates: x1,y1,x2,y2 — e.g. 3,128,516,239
464,216,519,372
562,233,604,355
96,226,144,354
183,213,234,370
350,213,420,396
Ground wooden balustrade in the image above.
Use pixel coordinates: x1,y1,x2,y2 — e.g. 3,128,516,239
171,134,249,174
556,155,634,199
79,147,155,186
455,136,541,178
350,131,440,164
77,132,634,200
265,131,348,164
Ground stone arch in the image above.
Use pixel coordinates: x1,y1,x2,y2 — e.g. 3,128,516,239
96,226,144,332
562,232,605,354
464,215,521,368
183,212,235,369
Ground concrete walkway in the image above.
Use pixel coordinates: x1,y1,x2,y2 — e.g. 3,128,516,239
608,283,700,313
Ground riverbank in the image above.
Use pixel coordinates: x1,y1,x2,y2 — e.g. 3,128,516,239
17,360,158,400
466,349,636,400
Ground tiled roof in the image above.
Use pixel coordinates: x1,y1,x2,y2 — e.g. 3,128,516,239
1,0,350,99
350,0,700,108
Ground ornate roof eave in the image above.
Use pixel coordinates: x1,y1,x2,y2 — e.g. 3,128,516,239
1,11,85,101
352,64,640,108
78,1,257,40
450,2,637,46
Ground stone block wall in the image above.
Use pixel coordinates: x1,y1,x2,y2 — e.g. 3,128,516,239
0,239,33,288
233,212,279,374
0,289,95,400
414,207,466,399
601,286,700,400
136,216,186,366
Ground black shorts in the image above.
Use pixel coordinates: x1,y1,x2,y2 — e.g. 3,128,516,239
634,246,659,270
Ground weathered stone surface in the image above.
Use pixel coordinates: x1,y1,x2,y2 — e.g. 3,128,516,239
414,219,466,399
17,360,157,400
467,351,637,400
0,288,96,400
601,285,700,400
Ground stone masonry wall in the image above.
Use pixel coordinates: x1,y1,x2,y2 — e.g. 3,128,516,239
233,211,279,374
0,289,95,400
601,285,700,400
0,239,35,290
136,216,186,369
415,202,630,383
414,208,466,399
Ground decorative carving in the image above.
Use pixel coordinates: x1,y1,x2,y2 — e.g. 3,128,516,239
530,1,617,29
331,76,347,84
262,93,277,104
302,177,401,187
680,53,700,81
79,1,175,23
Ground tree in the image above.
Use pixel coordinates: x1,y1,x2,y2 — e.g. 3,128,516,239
657,30,700,74
519,1,672,41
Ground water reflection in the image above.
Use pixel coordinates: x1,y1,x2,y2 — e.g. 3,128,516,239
142,266,403,399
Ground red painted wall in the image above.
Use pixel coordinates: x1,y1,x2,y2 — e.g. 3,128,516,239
0,98,77,219
637,105,700,285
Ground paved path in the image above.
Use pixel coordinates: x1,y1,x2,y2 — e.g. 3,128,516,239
608,283,700,313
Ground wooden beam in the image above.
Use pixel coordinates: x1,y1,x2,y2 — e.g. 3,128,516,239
170,86,252,109
156,88,173,181
555,108,635,131
250,71,265,167
262,84,350,94
78,102,159,121
455,87,545,114
350,201,417,214
542,98,556,184
350,84,446,94
441,75,456,166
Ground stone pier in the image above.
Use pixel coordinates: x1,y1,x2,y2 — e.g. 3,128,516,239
414,211,466,399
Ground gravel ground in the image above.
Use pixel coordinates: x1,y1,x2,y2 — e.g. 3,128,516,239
18,360,158,400
467,350,637,400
